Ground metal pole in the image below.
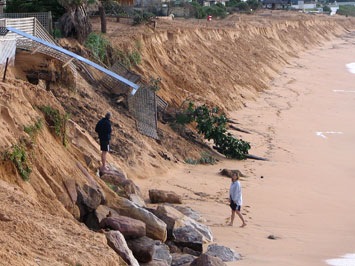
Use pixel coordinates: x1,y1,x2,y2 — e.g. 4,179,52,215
2,57,9,82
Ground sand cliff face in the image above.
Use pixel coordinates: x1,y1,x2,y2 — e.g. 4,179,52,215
0,12,354,265
126,14,354,111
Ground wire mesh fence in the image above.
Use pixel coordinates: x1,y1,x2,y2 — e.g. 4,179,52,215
0,12,52,34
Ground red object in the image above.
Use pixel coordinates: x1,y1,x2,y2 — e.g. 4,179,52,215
207,15,212,21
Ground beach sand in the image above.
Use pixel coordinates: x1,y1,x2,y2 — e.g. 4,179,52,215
135,31,355,265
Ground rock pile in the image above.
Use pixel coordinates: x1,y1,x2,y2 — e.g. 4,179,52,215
73,164,240,265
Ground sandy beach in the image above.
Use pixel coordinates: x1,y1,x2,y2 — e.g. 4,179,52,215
135,31,355,265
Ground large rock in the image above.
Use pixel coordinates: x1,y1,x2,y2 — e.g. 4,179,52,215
101,172,146,207
170,205,206,222
149,189,182,204
76,162,106,204
219,169,246,178
76,184,105,225
79,184,104,210
141,261,169,266
95,205,120,223
105,230,139,266
153,205,213,251
205,244,241,262
100,216,146,239
131,240,172,265
152,241,172,265
171,253,197,266
111,197,167,242
126,236,155,263
190,253,226,266
140,259,170,266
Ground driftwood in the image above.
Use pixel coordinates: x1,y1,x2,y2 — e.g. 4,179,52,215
229,124,251,134
226,119,239,124
245,154,268,161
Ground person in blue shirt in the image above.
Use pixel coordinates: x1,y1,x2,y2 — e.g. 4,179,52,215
95,112,112,171
229,172,246,227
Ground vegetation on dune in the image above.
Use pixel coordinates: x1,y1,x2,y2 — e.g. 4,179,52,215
185,151,217,165
24,118,43,140
84,32,142,68
3,143,32,181
85,32,110,63
337,5,355,17
4,0,66,20
175,102,251,160
39,105,69,146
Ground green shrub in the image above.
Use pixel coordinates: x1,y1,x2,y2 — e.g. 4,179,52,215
39,106,69,146
148,77,162,92
176,102,195,125
174,103,251,160
6,144,32,181
85,33,109,62
129,50,142,66
185,152,217,165
133,10,155,25
337,5,355,17
185,158,198,165
322,5,331,12
24,118,43,139
116,49,142,69
190,1,227,18
198,152,217,164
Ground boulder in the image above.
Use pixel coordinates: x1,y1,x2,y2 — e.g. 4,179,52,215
76,183,105,225
126,236,155,263
152,241,172,265
190,253,226,266
101,172,146,207
170,205,206,222
171,253,197,266
206,244,241,262
105,230,139,266
129,193,146,208
219,169,246,178
77,184,103,211
149,189,182,204
111,197,167,242
100,216,146,239
95,205,120,223
63,179,77,203
153,205,213,251
141,260,169,266
77,162,106,204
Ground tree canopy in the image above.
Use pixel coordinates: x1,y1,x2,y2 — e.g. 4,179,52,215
5,0,66,20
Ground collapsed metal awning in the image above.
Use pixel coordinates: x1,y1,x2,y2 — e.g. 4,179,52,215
5,26,140,95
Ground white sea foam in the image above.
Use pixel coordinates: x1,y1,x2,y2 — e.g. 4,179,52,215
346,63,355,74
325,253,355,266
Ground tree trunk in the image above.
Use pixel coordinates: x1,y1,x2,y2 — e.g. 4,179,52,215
99,4,107,33
59,3,92,43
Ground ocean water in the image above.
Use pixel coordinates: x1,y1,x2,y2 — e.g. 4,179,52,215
324,65,355,266
325,253,355,266
346,62,355,74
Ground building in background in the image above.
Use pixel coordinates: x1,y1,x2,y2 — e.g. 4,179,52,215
0,1,6,14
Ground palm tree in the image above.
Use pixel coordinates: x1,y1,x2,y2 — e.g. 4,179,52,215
58,0,93,43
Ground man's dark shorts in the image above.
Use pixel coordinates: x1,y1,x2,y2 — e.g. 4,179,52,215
230,200,241,211
100,140,110,152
